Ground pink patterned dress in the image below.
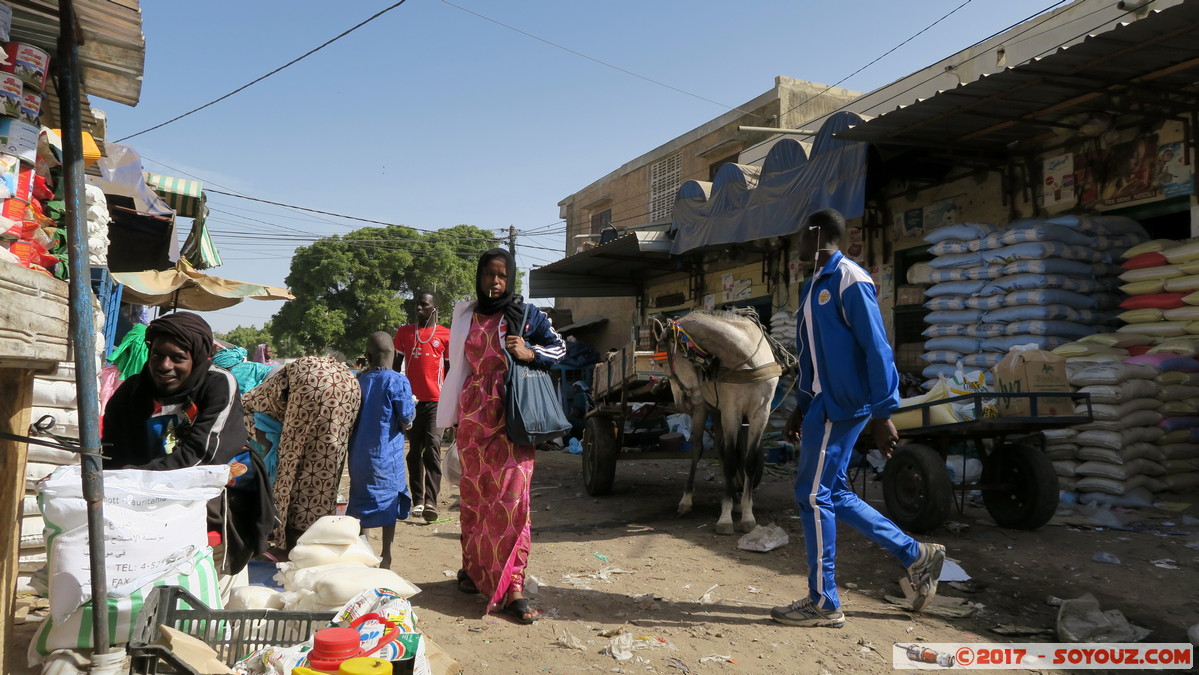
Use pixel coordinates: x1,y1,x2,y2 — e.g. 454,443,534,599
458,311,536,614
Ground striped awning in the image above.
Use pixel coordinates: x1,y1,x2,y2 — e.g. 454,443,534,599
144,172,204,219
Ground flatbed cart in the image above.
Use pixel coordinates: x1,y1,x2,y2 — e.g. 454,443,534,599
582,343,691,495
882,391,1092,533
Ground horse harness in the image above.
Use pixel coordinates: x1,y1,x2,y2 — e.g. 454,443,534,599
660,320,784,387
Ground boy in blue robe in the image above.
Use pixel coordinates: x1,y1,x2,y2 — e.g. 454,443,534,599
347,332,416,569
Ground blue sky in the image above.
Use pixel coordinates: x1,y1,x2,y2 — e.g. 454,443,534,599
101,0,1059,334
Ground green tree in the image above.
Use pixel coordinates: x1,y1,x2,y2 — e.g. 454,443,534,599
215,324,272,351
270,225,499,356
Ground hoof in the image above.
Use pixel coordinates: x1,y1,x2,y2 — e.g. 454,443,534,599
715,521,735,535
736,519,757,533
677,505,692,516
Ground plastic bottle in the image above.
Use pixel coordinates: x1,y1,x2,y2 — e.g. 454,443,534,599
292,657,393,675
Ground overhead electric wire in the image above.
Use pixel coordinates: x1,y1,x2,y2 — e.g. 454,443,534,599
439,0,765,120
115,0,411,142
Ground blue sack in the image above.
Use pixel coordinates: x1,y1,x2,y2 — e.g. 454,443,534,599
505,304,571,445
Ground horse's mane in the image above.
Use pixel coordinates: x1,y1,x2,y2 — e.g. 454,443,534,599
687,308,761,326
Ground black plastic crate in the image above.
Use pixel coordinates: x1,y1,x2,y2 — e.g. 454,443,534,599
128,586,334,674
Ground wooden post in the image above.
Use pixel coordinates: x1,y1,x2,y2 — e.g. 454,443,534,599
0,367,34,675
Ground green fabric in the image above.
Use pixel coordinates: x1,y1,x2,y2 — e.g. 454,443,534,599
229,360,275,395
213,346,247,369
108,323,149,380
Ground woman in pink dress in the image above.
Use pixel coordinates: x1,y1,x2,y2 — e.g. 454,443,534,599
437,248,565,623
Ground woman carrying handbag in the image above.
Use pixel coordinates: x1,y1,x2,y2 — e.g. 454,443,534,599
437,248,566,624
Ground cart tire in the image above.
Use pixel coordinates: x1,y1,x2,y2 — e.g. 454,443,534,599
583,416,618,496
981,443,1058,530
882,444,952,534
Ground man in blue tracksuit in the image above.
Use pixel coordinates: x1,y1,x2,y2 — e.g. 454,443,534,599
772,208,945,628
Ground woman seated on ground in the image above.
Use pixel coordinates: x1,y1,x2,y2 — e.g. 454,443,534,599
101,312,275,576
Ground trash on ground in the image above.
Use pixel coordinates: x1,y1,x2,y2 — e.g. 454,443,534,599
698,584,719,605
604,633,634,661
945,521,969,533
599,624,627,638
1056,593,1151,643
699,654,735,663
561,567,633,588
939,559,970,582
736,524,789,552
594,552,610,562
888,578,982,618
1150,558,1179,570
1091,551,1121,565
442,569,456,578
947,580,982,594
1047,596,1064,607
525,574,542,593
554,628,587,651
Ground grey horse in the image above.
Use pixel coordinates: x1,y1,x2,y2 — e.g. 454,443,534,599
657,310,783,534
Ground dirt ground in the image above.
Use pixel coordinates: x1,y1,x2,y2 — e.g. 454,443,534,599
9,449,1197,674
384,449,1198,674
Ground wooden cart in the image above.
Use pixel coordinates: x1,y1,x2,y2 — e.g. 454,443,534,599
883,391,1092,533
581,342,691,495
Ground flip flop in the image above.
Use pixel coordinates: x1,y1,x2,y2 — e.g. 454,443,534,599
502,597,539,624
456,569,479,594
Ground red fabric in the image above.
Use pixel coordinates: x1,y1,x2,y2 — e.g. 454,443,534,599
1122,252,1168,270
1119,293,1189,310
456,311,533,615
393,323,450,402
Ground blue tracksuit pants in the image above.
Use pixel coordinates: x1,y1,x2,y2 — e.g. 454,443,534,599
796,395,921,610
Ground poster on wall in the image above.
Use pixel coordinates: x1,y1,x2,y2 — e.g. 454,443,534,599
721,272,733,302
788,249,805,281
846,227,865,260
1074,132,1194,209
922,197,959,230
703,293,716,310
1042,153,1075,207
733,278,752,300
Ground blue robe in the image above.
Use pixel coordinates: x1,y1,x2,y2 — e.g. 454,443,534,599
347,368,417,527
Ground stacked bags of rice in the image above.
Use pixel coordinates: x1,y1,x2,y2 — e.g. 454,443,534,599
921,216,1139,389
768,311,799,434
1065,357,1167,501
1116,237,1199,344
1124,349,1199,494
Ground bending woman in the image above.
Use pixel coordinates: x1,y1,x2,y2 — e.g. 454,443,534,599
437,248,565,624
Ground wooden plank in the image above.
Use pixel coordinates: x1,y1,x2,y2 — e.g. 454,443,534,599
0,262,70,365
0,367,34,675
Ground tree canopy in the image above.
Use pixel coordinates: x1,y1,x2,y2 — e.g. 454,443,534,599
216,321,302,358
270,224,500,357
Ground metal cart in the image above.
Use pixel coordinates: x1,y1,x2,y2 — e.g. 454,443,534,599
883,391,1092,533
581,343,691,495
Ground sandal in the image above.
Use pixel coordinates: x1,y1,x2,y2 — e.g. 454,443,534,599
456,569,479,594
502,597,539,624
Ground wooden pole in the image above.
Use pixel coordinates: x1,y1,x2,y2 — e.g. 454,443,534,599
0,368,34,674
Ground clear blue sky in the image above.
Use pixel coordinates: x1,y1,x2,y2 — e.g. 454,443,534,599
101,0,1059,334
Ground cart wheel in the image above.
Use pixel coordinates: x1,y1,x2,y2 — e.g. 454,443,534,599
882,444,952,534
583,416,618,496
981,443,1058,530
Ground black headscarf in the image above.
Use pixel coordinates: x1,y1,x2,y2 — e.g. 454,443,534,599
475,247,525,334
143,311,215,396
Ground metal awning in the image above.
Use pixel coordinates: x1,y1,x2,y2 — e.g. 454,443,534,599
530,231,675,298
558,315,609,335
836,2,1199,153
8,0,145,106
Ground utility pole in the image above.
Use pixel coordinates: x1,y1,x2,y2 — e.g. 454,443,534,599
508,225,517,259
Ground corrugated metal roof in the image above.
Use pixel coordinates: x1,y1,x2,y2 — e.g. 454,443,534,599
836,1,1199,152
8,0,145,107
529,231,675,298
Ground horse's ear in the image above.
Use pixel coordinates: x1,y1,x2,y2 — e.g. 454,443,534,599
650,318,666,347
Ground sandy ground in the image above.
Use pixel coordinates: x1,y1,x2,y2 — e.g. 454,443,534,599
9,449,1197,674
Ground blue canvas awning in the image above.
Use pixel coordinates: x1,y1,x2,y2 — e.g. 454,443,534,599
669,111,869,254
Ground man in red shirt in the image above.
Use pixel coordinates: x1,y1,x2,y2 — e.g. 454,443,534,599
393,291,452,521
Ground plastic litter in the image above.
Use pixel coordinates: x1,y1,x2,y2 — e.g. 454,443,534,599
1091,552,1121,565
603,633,634,661
939,559,971,582
553,628,586,651
1056,593,1150,643
567,437,583,455
699,654,734,663
735,524,789,552
1150,558,1179,570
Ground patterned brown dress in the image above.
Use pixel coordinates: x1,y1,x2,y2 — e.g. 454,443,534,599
243,355,362,547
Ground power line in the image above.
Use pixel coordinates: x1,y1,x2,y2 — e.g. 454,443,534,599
115,1,411,142
440,0,766,120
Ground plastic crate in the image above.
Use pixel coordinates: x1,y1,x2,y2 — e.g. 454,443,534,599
128,586,334,674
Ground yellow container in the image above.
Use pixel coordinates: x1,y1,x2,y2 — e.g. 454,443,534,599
339,658,393,675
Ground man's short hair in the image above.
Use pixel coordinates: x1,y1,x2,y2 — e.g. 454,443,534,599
807,209,846,242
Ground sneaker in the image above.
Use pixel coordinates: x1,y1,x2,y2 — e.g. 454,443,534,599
769,598,845,628
422,505,439,522
907,542,946,612
411,504,424,519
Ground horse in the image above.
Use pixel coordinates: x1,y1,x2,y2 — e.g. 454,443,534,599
655,309,785,535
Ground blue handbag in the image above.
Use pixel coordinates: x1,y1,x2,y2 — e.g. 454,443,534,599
505,304,571,445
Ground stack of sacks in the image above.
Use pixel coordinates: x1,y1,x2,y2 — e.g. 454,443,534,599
273,515,420,612
921,216,1140,389
1116,238,1199,343
84,183,110,265
768,311,798,435
1066,359,1166,502
1042,428,1082,492
1123,350,1199,494
921,222,1002,387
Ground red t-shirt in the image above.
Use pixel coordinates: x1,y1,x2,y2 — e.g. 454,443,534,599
393,323,451,402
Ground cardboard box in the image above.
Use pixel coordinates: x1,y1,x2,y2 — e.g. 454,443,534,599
992,348,1072,417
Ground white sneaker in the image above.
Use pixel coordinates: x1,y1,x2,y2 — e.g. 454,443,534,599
907,543,946,612
769,597,845,628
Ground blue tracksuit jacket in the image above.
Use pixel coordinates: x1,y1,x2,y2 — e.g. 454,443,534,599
795,250,900,421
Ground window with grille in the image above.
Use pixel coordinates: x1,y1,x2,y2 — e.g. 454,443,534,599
590,209,612,236
649,153,682,224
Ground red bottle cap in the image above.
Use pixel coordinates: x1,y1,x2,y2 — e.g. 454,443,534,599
308,627,364,671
